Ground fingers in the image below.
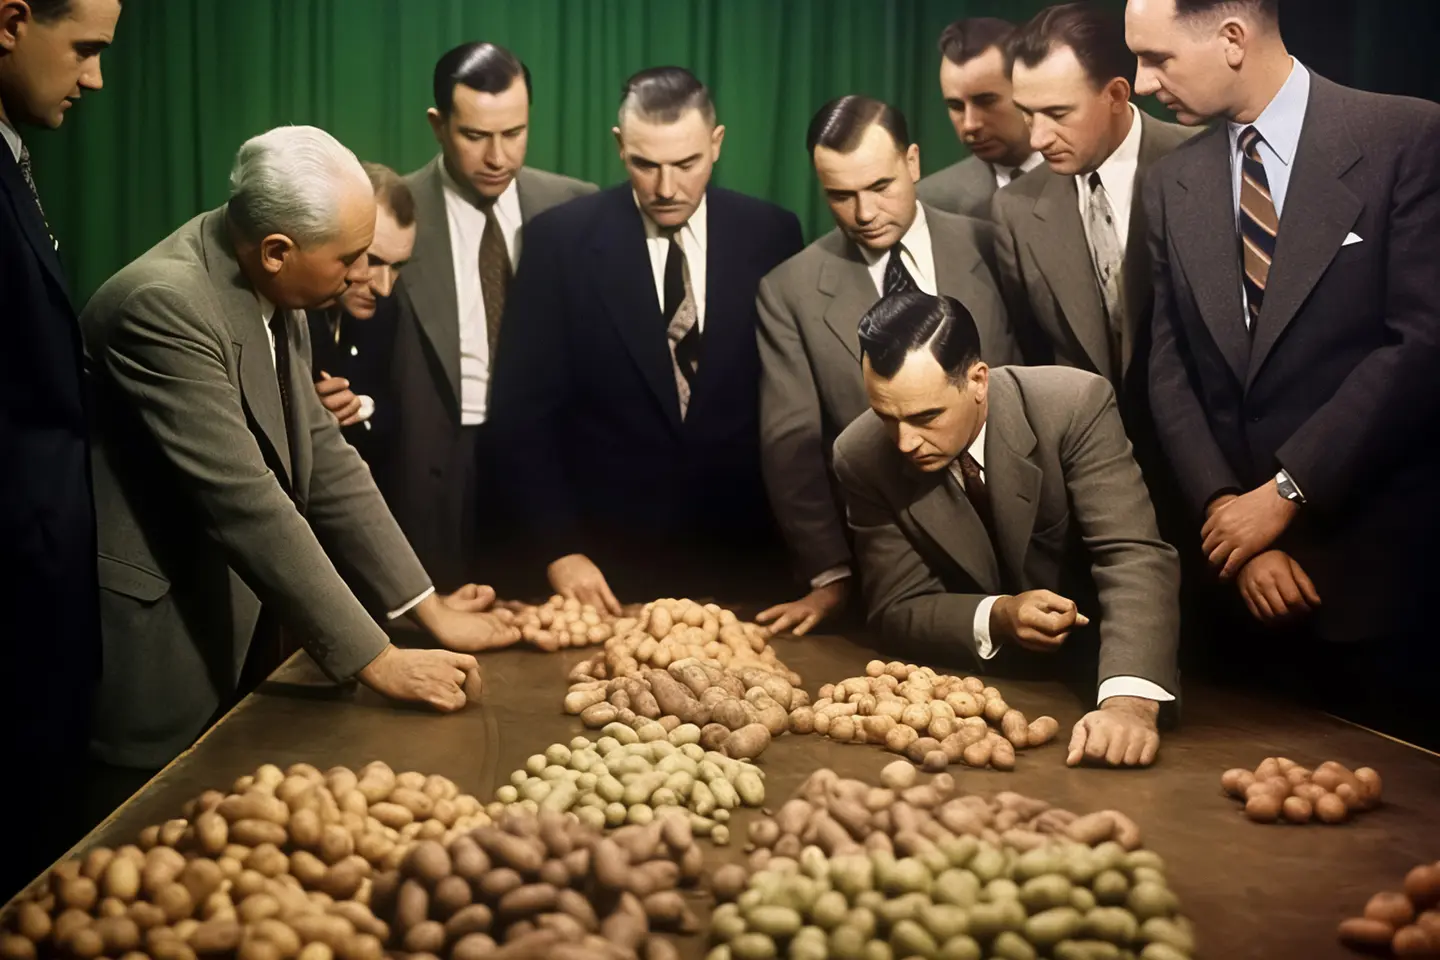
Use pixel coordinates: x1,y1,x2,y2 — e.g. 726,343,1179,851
1260,580,1289,619
754,605,783,624
1122,736,1144,767
315,377,350,396
1105,727,1128,766
1241,587,1261,622
1290,559,1322,606
598,581,622,617
1074,613,1091,627
429,685,466,713
1274,570,1309,613
1066,720,1088,767
440,651,480,672
1083,722,1111,763
792,611,821,637
1139,733,1160,766
1033,591,1076,614
1218,542,1255,581
336,396,363,423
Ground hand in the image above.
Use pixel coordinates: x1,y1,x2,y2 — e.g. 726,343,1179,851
756,580,850,637
315,372,363,426
1201,479,1297,580
356,644,479,712
1237,549,1321,623
547,554,622,616
1067,696,1161,767
442,583,497,613
412,592,522,653
989,590,1091,652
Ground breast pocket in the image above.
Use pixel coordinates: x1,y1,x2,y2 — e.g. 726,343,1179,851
97,554,171,604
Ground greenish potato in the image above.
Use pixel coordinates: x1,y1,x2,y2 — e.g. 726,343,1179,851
1023,907,1083,948
1014,847,1064,883
744,906,802,939
969,846,1006,885
861,940,893,960
876,893,930,928
992,931,1038,960
983,879,1020,903
1139,918,1194,953
846,907,878,941
495,785,519,804
705,947,733,960
730,933,777,960
1020,874,1073,912
1091,870,1129,906
1130,868,1166,888
918,903,969,941
937,935,982,960
1090,843,1126,874
933,869,981,908
812,890,850,930
1124,851,1166,874
544,744,572,765
1070,887,1097,914
1125,883,1177,922
711,904,747,941
524,754,548,775
831,924,868,960
1082,907,1138,945
1053,941,1122,960
938,835,979,870
889,919,939,959
1139,944,1189,960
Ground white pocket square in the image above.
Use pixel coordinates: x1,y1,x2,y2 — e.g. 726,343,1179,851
1343,232,1364,246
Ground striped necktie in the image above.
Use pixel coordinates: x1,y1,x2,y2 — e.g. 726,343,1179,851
1238,126,1278,330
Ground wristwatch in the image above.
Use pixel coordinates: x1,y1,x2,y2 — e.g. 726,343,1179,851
1275,470,1305,504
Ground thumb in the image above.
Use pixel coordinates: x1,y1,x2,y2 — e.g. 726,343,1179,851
1066,718,1088,767
443,651,480,671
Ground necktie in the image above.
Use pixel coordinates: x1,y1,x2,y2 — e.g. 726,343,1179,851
1083,171,1126,377
17,143,55,247
476,196,512,360
1009,167,1024,185
1238,126,1278,331
662,232,701,418
267,311,302,502
883,244,918,296
956,452,998,545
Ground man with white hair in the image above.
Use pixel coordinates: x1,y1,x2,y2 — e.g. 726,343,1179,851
81,125,520,775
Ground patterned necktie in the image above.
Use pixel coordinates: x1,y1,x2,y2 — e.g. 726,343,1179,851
1084,171,1126,376
267,311,302,503
956,452,997,543
1238,126,1278,331
476,196,512,360
17,143,55,247
662,232,701,418
883,244,918,296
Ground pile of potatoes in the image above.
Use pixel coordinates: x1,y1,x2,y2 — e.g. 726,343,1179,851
489,725,765,841
568,600,800,685
740,764,1143,877
790,662,1058,772
496,596,618,652
369,808,701,960
564,659,811,761
706,778,1190,960
1220,757,1383,824
1338,862,1440,957
0,761,490,960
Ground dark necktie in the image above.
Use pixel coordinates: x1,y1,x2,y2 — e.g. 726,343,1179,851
883,244,918,296
1238,126,1278,332
17,143,55,247
662,232,702,417
267,311,301,501
1009,167,1024,184
957,452,996,542
476,196,512,360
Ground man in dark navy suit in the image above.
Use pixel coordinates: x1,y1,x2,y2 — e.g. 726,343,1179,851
0,0,122,898
491,67,804,610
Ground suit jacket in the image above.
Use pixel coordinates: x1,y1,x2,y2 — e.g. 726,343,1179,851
386,161,596,579
833,366,1180,691
917,156,998,220
490,184,804,598
756,206,1017,583
1146,74,1440,641
306,297,399,470
82,207,431,769
993,111,1195,390
0,142,100,763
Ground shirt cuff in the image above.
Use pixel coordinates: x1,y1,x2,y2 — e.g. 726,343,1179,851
973,595,1001,660
810,565,852,590
386,586,435,621
1097,676,1176,705
356,395,375,423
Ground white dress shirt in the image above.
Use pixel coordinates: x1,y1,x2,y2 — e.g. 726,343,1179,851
993,152,1045,190
859,201,938,297
0,120,22,162
954,419,1173,706
639,193,709,331
1076,103,1143,251
256,293,433,620
442,166,522,425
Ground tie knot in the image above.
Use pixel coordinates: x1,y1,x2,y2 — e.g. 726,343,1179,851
1240,125,1263,159
1088,171,1104,193
267,310,286,336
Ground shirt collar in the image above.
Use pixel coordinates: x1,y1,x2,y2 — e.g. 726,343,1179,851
946,420,988,477
1007,152,1045,177
1227,58,1310,168
1085,102,1143,197
441,162,522,220
1,119,24,163
256,291,277,326
858,200,930,267
636,191,709,255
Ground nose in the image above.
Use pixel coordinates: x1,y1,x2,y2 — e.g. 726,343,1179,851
1029,118,1055,152
961,105,983,134
1134,63,1161,97
656,166,676,200
81,56,104,91
482,136,504,170
854,193,875,225
897,424,923,454
372,267,395,298
347,255,373,286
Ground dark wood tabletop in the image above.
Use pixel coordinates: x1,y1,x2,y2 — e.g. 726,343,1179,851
16,627,1440,960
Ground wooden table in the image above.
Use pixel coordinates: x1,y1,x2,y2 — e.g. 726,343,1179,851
15,628,1440,959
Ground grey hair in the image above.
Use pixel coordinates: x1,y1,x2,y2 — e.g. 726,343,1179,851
227,126,368,246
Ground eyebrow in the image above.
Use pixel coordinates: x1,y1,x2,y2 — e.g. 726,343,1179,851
75,40,111,55
829,176,893,195
631,152,703,167
457,123,527,137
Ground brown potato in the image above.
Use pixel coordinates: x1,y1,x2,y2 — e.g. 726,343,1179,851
1315,793,1350,825
230,820,288,848
990,739,1016,771
1337,917,1396,948
321,856,370,901
1354,767,1384,807
1254,757,1280,781
962,738,993,768
720,724,772,760
1393,925,1440,957
153,882,195,923
1281,796,1314,824
1220,768,1252,798
58,875,99,912
102,855,142,902
1405,865,1440,911
1244,793,1282,823
1367,892,1416,927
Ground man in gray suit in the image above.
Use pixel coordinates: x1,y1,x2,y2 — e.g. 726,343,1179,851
993,3,1194,402
756,96,1016,637
834,292,1180,767
83,126,520,772
388,42,596,593
916,17,1041,220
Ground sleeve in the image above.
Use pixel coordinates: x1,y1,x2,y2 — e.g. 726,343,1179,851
1143,170,1245,514
756,272,854,582
100,285,388,681
1274,109,1440,510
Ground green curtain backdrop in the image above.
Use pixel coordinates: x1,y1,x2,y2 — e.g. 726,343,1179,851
27,0,1437,302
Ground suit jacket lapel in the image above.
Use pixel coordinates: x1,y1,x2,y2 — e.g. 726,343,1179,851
1246,79,1363,388
982,372,1042,585
1172,127,1249,382
907,471,1003,594
1120,114,1169,371
687,191,744,420
817,236,877,363
590,193,683,430
400,158,462,407
205,209,293,487
1027,171,1112,379
0,145,69,301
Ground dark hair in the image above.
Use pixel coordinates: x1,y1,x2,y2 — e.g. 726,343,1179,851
28,0,119,23
1008,2,1135,89
805,95,910,158
1174,0,1280,23
433,42,531,116
938,17,1016,67
361,162,415,229
619,67,716,126
859,292,983,383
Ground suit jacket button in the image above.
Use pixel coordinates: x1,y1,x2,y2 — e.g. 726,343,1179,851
1248,414,1263,423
